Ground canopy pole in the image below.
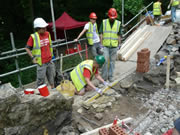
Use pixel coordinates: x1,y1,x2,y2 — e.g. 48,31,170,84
64,30,69,54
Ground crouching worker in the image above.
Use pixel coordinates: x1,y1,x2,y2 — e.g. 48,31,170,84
70,55,109,96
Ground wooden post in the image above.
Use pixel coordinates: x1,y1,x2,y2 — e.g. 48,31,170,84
165,55,170,90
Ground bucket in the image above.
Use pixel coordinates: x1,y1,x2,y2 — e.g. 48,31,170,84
24,88,34,95
38,84,49,97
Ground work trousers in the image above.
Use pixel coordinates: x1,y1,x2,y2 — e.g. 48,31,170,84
171,6,178,22
89,42,102,57
37,62,55,87
101,47,117,81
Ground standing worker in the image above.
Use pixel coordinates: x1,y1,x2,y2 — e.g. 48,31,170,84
153,0,162,24
74,12,102,57
70,55,109,96
99,8,122,82
25,18,55,89
168,0,180,22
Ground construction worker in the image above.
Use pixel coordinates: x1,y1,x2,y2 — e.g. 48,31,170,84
153,0,162,24
74,12,103,57
99,8,122,82
70,55,109,96
25,18,55,89
168,0,180,22
163,117,180,135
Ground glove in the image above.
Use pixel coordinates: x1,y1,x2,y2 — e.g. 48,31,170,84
168,4,170,9
118,44,121,50
103,81,109,86
95,88,103,95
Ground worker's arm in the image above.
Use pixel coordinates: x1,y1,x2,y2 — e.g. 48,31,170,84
85,77,97,90
99,22,103,45
95,74,105,84
25,46,37,64
74,29,88,41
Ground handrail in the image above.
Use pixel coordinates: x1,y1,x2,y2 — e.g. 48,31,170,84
123,2,153,27
0,38,66,56
0,38,86,61
122,2,153,38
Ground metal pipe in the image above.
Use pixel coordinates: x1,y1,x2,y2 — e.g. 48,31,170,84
0,48,86,78
124,2,153,27
10,32,23,88
122,0,124,26
50,0,57,40
0,38,86,61
122,17,146,38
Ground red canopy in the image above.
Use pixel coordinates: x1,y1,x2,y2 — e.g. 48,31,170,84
48,12,87,30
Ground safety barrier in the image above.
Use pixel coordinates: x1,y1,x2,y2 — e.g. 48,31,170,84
0,33,87,88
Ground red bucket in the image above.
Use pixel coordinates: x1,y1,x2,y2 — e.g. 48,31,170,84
24,88,34,95
38,84,49,97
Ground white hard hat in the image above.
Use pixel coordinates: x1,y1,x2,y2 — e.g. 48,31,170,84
33,18,48,28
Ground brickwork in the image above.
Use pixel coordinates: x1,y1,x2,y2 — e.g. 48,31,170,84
99,128,109,135
109,124,128,135
136,48,150,73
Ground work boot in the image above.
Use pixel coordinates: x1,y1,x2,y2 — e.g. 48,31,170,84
109,78,114,83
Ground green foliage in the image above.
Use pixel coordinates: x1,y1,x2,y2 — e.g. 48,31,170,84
113,0,143,21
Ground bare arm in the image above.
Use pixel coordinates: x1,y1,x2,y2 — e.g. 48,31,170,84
100,34,103,45
25,47,33,58
118,35,121,45
95,74,105,84
85,77,97,90
75,29,87,41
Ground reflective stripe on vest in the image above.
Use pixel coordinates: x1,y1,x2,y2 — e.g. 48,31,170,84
172,0,179,6
31,32,53,66
70,60,96,91
86,22,99,45
102,19,121,47
153,2,161,15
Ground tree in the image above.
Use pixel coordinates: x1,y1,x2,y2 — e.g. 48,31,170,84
113,0,143,23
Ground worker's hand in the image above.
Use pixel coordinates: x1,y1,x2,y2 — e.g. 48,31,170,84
168,4,170,9
74,39,78,42
95,88,103,95
32,57,38,64
103,81,110,87
118,44,121,50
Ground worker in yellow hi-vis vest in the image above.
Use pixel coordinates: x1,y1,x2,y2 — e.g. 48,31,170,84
168,0,180,22
74,12,103,57
153,0,162,24
70,55,109,96
25,18,55,89
99,8,122,83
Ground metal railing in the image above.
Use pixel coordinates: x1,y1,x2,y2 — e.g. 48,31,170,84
122,2,153,38
0,33,87,88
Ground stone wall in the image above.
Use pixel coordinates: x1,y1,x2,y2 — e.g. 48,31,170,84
0,83,73,135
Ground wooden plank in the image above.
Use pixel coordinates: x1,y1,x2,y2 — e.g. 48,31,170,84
122,31,151,61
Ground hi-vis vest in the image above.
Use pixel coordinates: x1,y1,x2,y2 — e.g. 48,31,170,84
153,2,161,15
31,32,53,66
172,0,180,6
70,60,96,91
102,19,121,47
86,22,99,45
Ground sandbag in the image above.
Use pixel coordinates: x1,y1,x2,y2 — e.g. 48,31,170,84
56,80,75,98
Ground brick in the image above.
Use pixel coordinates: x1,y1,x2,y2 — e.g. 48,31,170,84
109,125,128,135
99,128,109,135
